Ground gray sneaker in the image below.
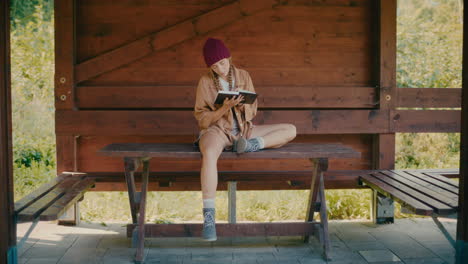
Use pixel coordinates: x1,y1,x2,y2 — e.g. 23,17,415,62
202,208,217,241
236,137,261,154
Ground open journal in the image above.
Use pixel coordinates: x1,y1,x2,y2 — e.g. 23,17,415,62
214,89,258,105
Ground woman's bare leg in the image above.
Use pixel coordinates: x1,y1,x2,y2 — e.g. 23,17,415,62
249,123,296,148
198,131,228,199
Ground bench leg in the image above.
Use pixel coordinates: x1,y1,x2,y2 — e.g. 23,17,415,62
304,158,330,260
124,157,140,224
317,172,331,260
371,190,394,224
228,181,237,224
135,158,150,264
58,202,80,226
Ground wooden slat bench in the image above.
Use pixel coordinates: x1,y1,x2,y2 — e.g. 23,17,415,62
14,174,95,249
359,169,459,246
98,142,360,263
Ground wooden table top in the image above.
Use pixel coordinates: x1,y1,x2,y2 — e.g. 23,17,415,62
98,143,360,160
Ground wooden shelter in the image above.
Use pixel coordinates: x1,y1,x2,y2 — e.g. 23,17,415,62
1,0,467,263
53,0,458,190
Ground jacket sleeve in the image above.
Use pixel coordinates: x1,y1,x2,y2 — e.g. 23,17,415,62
244,72,258,120
193,76,217,130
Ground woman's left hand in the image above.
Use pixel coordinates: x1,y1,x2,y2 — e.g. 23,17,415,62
234,88,245,107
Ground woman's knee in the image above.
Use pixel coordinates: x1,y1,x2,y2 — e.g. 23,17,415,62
281,123,296,141
199,134,225,161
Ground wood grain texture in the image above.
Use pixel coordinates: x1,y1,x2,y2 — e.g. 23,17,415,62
39,178,95,221
360,170,458,216
56,135,78,174
397,88,461,108
76,3,373,86
98,143,360,159
17,177,83,222
392,110,460,132
372,133,395,169
55,110,389,135
55,0,75,109
76,134,371,175
360,173,434,216
0,0,15,257
377,0,396,110
75,0,278,82
76,86,377,109
14,176,66,213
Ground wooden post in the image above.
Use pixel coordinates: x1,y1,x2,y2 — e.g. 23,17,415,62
55,0,76,110
0,0,16,263
456,0,468,262
371,0,397,224
228,181,237,223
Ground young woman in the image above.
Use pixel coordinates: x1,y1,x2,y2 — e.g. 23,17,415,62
193,38,297,241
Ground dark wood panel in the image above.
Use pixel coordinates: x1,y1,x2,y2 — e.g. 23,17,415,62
397,88,462,108
75,1,276,82
360,174,433,216
55,0,75,110
409,171,459,194
17,178,81,222
76,134,371,173
0,0,15,258
392,110,460,133
14,176,65,213
76,86,377,109
127,222,317,237
56,135,78,174
372,133,395,169
76,2,372,83
380,171,458,207
129,50,370,69
76,0,234,62
98,143,360,159
372,171,455,215
55,110,389,135
84,67,371,87
378,0,397,110
80,169,370,191
40,178,95,221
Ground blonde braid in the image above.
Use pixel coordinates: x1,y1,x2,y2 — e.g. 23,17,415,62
227,64,233,91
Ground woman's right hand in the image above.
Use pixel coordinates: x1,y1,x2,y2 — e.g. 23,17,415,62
223,95,244,108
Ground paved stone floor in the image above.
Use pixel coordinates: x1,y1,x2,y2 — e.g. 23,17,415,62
17,218,456,264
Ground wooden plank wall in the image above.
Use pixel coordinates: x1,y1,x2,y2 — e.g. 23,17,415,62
0,0,16,261
55,0,461,190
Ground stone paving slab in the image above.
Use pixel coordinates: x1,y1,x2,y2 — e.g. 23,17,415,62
16,218,457,263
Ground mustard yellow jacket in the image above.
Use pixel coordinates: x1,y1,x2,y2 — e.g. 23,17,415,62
194,66,258,144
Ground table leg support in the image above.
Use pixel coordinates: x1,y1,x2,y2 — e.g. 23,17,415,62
135,158,150,263
304,158,330,260
124,157,140,224
318,170,331,260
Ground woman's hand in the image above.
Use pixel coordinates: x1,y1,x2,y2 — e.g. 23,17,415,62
223,95,244,108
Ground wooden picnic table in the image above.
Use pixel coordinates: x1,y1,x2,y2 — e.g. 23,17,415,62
98,142,360,263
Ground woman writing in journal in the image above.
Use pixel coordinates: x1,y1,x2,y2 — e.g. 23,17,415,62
193,38,297,241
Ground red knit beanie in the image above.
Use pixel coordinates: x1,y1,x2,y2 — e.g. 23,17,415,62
203,38,231,67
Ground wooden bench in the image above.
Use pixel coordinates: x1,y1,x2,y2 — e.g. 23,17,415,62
14,174,95,249
359,169,459,246
98,142,360,263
